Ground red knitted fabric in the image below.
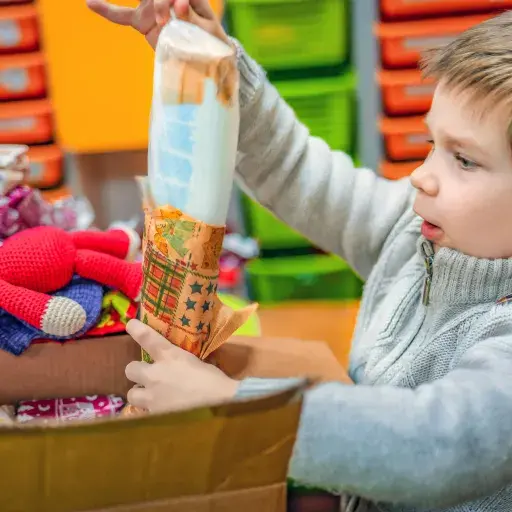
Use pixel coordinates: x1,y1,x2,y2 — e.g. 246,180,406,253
0,226,75,292
0,280,55,328
71,229,130,260
0,226,142,337
75,250,141,301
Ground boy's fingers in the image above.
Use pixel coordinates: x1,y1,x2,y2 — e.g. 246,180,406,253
154,0,174,25
125,361,153,386
86,0,134,26
187,7,207,28
126,319,170,360
174,0,214,20
190,0,215,18
127,385,152,409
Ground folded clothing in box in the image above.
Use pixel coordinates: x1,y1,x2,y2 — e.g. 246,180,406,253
16,395,125,424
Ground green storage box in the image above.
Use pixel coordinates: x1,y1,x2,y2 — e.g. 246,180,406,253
243,73,357,250
275,73,356,153
242,195,312,250
219,293,261,336
228,0,348,70
246,254,362,304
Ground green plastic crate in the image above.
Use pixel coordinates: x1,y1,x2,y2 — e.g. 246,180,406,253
246,254,362,304
243,73,357,250
228,0,348,70
275,73,356,152
219,293,261,336
242,195,312,250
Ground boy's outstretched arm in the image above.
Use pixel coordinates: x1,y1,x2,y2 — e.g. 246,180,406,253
87,0,416,279
235,46,414,278
238,312,512,508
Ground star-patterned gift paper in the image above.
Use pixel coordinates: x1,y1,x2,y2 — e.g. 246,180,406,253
139,202,257,362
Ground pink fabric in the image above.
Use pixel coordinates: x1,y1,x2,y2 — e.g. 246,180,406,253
0,186,77,243
16,395,125,424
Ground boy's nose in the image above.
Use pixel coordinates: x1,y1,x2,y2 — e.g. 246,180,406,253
410,162,439,196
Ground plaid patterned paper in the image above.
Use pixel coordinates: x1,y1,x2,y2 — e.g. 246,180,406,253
138,200,256,364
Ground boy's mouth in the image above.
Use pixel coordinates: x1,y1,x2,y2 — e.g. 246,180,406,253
421,220,443,242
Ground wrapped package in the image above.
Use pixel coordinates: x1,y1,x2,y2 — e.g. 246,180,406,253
0,405,14,427
0,145,28,195
148,17,239,225
126,16,256,410
16,395,125,424
0,185,91,245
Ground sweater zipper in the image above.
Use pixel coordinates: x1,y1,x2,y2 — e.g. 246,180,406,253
422,241,435,306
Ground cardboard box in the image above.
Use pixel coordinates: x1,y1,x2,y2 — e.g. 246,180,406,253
0,335,350,512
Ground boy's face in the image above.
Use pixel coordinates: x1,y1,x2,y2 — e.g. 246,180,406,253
411,83,512,259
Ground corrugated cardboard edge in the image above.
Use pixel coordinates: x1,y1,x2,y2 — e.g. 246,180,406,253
84,483,285,512
0,384,303,511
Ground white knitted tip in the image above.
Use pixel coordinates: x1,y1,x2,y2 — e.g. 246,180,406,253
109,224,141,261
41,297,87,337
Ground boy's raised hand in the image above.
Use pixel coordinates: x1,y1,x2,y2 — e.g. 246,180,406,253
86,0,230,49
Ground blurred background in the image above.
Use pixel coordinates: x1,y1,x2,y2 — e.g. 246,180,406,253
3,0,511,364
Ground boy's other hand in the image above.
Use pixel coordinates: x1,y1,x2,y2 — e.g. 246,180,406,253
125,319,239,413
86,0,230,49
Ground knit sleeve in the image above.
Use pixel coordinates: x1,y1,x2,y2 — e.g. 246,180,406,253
235,313,512,508
232,41,415,279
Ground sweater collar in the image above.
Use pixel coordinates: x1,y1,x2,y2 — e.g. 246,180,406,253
417,236,512,305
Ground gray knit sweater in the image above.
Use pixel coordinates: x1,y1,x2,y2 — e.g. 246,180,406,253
232,45,512,511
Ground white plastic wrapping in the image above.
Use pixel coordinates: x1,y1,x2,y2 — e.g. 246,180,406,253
148,17,240,226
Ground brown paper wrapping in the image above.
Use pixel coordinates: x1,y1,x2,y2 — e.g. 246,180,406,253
140,206,257,361
161,55,237,108
137,178,257,362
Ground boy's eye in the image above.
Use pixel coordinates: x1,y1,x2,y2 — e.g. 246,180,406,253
455,152,478,170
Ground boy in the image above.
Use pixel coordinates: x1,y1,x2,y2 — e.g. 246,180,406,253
88,1,512,510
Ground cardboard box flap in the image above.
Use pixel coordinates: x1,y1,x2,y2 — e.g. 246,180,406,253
0,333,350,511
0,385,303,512
213,336,351,384
0,335,141,404
0,335,350,404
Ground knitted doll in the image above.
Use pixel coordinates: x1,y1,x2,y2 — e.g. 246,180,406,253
0,275,104,355
0,225,142,337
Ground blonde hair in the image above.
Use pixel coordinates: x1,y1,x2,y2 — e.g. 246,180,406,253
421,10,512,137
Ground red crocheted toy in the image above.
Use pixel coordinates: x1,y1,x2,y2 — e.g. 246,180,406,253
0,225,142,337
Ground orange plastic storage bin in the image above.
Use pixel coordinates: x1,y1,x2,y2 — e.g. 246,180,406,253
376,14,492,69
381,0,512,20
26,144,63,189
36,0,223,153
0,5,39,53
0,99,53,144
0,52,45,100
380,160,422,180
41,185,71,203
380,116,430,161
379,69,435,115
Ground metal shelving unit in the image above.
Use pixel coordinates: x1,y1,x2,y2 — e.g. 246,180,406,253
351,0,383,172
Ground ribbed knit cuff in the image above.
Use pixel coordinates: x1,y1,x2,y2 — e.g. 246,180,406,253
230,37,267,109
235,377,307,401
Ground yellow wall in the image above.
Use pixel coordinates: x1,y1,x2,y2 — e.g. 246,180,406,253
37,0,223,153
